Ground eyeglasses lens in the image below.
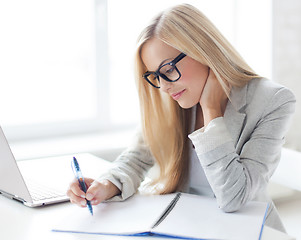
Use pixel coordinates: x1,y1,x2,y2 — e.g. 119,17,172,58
159,64,179,81
146,73,160,88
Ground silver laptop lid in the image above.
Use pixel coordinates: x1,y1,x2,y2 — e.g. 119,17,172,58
0,127,32,203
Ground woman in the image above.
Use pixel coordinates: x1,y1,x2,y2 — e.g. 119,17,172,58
67,4,295,232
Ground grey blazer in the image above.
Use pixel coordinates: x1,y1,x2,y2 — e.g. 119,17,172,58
99,78,296,232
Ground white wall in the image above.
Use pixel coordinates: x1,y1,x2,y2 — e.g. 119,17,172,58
273,0,301,150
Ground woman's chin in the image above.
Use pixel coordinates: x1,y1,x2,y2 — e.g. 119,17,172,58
177,100,196,109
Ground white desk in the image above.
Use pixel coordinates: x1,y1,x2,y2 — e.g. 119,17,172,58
0,154,295,240
0,195,295,240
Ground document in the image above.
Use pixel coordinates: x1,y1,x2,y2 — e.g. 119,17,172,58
52,193,268,240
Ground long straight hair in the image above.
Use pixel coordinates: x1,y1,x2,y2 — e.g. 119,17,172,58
135,4,260,194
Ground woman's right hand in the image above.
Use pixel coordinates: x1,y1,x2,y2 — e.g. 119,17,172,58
199,69,228,127
66,178,121,207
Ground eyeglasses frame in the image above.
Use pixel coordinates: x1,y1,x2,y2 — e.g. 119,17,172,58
143,52,186,88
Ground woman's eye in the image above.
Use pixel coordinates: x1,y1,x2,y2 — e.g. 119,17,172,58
165,67,175,74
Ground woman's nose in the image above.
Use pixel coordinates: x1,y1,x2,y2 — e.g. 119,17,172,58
159,78,172,93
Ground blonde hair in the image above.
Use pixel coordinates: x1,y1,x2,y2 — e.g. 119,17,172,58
135,4,260,194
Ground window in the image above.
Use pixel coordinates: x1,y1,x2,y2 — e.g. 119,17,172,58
0,0,271,141
0,0,102,140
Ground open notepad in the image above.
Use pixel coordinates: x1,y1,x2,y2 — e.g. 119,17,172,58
53,193,269,240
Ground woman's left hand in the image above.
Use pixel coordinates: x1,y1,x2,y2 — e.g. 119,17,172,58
199,68,228,127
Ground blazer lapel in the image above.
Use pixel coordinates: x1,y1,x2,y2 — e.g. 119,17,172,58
224,84,248,147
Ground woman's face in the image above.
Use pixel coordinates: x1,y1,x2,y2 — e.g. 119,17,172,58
141,37,209,109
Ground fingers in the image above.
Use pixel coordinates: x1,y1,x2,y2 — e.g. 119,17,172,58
66,188,87,207
207,68,216,81
199,68,224,108
69,178,86,198
67,178,108,207
86,181,107,205
67,177,94,207
67,178,121,208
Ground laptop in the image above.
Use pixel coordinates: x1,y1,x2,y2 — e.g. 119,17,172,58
0,126,111,207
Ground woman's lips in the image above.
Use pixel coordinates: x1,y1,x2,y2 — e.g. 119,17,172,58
171,89,186,100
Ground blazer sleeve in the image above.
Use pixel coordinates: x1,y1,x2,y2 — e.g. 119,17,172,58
188,87,296,212
97,128,155,201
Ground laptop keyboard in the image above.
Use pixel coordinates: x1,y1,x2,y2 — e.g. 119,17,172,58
26,179,66,201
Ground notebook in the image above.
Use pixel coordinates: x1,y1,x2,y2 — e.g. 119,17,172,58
0,126,111,207
53,192,269,240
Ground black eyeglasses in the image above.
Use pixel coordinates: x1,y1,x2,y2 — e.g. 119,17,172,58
143,52,186,88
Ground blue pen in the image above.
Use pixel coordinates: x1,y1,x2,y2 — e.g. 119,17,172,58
71,157,93,216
